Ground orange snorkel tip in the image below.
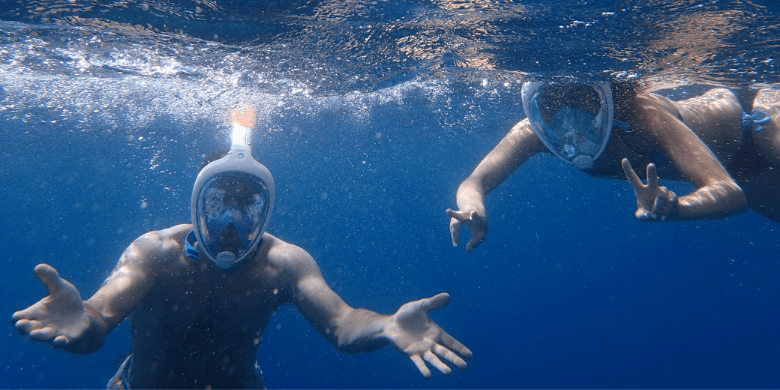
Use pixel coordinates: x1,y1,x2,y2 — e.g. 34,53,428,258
230,106,257,128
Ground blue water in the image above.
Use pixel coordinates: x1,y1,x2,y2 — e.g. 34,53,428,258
2,0,779,388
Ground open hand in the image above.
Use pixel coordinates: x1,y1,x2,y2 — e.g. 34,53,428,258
446,207,488,252
621,158,678,221
12,264,90,349
385,293,473,379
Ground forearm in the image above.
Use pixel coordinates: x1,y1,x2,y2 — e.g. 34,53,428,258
456,120,542,211
674,181,748,220
63,302,110,354
455,147,523,212
332,308,391,353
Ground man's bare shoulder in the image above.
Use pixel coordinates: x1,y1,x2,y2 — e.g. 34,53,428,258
121,224,192,267
261,233,320,275
132,224,190,249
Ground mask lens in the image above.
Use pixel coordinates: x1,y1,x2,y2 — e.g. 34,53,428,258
196,171,270,264
522,81,613,169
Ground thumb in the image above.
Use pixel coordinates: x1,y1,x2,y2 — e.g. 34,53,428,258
421,293,450,312
34,264,65,296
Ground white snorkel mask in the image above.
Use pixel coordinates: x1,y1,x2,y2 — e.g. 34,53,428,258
522,81,614,169
191,109,275,270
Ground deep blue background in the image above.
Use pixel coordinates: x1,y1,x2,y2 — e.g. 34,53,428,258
1,0,779,388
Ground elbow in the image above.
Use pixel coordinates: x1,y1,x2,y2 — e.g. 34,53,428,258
717,181,748,215
733,191,749,215
680,181,748,220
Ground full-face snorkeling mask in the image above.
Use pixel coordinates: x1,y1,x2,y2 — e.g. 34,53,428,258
522,81,614,169
191,111,275,270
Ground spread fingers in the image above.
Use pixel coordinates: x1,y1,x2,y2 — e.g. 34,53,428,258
434,344,468,371
410,354,432,379
423,350,452,376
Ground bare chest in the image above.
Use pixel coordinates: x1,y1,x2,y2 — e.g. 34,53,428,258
133,261,286,344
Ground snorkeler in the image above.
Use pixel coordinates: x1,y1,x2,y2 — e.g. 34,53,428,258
12,108,472,389
448,78,780,251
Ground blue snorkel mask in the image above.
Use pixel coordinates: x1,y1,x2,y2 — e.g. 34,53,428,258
191,112,275,270
522,81,614,169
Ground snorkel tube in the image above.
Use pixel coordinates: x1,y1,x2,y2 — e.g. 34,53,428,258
190,107,276,270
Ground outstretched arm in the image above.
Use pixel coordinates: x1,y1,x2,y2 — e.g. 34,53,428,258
12,226,185,353
621,92,747,221
282,245,472,378
448,119,545,251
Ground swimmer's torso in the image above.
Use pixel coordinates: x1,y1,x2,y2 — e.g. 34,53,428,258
128,230,288,389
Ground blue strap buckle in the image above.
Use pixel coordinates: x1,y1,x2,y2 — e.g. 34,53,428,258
743,108,771,133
